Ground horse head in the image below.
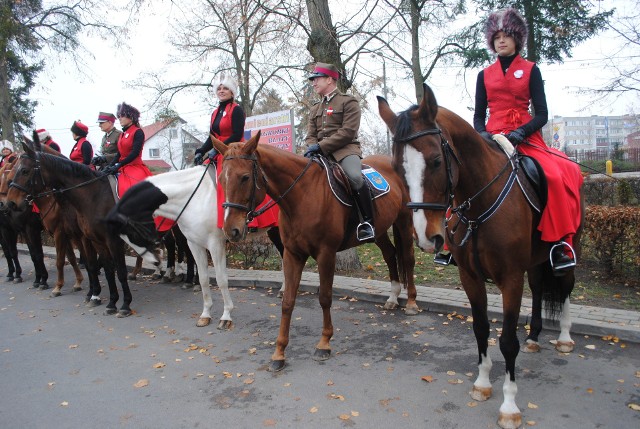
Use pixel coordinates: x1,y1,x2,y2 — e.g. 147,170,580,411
212,131,264,242
377,83,458,253
3,132,46,213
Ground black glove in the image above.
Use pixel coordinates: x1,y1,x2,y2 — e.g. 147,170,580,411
207,149,218,162
194,153,204,165
506,128,526,145
304,144,322,158
91,155,107,166
479,131,492,141
102,163,120,175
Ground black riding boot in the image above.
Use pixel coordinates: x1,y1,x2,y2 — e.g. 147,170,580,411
354,185,375,241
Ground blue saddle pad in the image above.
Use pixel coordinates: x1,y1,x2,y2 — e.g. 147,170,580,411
363,167,390,192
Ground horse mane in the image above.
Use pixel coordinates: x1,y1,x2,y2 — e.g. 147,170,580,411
39,152,99,181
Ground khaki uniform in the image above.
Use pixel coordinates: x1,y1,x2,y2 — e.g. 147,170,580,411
306,91,361,162
101,128,122,162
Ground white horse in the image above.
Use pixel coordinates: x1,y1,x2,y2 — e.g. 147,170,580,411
105,165,284,329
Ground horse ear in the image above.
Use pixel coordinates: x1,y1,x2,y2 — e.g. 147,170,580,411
377,96,398,134
210,134,228,155
31,129,42,152
242,130,260,155
22,133,35,156
418,83,438,123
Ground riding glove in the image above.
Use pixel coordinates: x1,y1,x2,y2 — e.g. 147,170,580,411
102,163,120,175
506,128,526,145
91,155,107,166
194,153,204,165
304,144,322,158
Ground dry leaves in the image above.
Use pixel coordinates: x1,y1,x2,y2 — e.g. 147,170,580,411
153,362,166,369
421,375,435,383
133,379,149,388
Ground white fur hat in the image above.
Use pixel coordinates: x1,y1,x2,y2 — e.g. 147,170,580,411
216,75,238,97
1,140,13,152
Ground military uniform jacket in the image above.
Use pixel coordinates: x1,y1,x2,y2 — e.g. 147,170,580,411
306,91,361,162
101,128,122,162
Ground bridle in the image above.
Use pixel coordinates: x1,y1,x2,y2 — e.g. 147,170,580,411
220,152,313,223
394,127,459,212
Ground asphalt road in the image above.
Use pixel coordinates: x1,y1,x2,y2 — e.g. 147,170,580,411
1,257,639,429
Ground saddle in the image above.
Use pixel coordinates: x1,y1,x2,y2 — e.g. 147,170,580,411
313,157,390,206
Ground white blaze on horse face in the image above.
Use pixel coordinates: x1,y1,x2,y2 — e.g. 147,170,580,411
402,145,435,252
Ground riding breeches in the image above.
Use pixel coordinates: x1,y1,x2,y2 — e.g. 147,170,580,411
340,154,364,189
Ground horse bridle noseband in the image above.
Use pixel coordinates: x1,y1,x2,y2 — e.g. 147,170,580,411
394,128,459,212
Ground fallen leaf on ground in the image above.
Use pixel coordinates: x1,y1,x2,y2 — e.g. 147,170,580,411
628,403,640,411
421,376,434,383
69,345,78,349
351,411,359,417
585,344,596,350
467,401,478,407
153,362,166,369
262,419,276,427
244,379,254,385
309,406,318,413
338,414,351,420
528,402,538,409
60,401,69,407
133,379,149,388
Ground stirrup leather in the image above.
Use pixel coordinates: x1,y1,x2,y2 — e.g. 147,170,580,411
356,221,375,241
549,241,577,271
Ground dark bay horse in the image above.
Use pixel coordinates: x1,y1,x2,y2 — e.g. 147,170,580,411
212,132,417,372
6,134,133,316
378,83,584,429
104,164,285,329
0,162,23,282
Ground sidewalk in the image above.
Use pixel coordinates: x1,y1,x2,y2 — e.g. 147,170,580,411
21,244,640,343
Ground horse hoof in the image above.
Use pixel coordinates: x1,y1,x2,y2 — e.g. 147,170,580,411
497,411,522,429
103,307,117,316
160,276,172,284
172,273,185,283
32,281,40,289
383,301,398,310
404,305,420,316
313,348,331,361
193,285,202,292
73,286,83,292
470,385,492,402
83,296,90,303
6,275,14,282
196,317,211,327
276,291,284,298
151,273,162,280
127,274,137,280
217,320,233,330
268,360,286,372
117,309,132,318
555,340,575,353
181,283,194,290
13,276,23,283
39,283,49,291
87,299,102,307
50,290,62,298
521,340,541,353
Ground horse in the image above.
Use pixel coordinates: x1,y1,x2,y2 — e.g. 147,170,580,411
6,133,133,316
0,158,49,289
0,162,23,283
104,164,285,329
211,131,417,372
377,83,584,429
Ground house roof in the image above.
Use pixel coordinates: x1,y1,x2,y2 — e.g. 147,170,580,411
145,159,172,169
142,116,187,141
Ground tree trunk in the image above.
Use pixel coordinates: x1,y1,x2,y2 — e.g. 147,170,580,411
0,48,15,142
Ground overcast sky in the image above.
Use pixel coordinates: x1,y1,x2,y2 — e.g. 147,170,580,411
30,0,636,156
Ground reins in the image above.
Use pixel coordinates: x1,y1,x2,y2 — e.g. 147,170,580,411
221,152,314,223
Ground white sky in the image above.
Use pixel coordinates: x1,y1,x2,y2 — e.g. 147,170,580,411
30,0,637,156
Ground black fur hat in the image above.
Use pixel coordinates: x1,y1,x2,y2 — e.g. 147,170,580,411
116,102,141,124
484,8,528,53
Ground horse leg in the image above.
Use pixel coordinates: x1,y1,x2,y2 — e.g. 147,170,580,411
269,249,305,372
463,274,493,403
210,234,232,330
554,271,575,353
128,255,142,280
523,266,544,353
191,245,213,327
267,227,286,297
25,229,47,289
497,284,524,429
82,242,102,307
101,255,119,315
161,233,176,283
313,251,336,361
394,220,418,314
374,234,402,310
50,229,67,297
115,248,133,318
66,241,83,292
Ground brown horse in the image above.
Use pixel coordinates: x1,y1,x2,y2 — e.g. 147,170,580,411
6,132,133,316
212,132,417,372
378,83,584,429
0,161,23,282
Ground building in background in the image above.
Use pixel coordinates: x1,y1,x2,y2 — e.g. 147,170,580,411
142,117,202,173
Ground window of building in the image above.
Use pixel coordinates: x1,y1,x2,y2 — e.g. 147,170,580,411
170,129,178,139
149,148,159,158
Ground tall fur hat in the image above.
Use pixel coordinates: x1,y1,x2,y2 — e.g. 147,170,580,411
116,102,141,124
0,140,13,152
70,120,89,137
484,8,528,53
216,75,238,97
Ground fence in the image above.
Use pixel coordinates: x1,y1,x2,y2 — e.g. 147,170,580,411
566,147,640,164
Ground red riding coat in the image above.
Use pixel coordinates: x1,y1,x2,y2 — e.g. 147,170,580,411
115,125,152,198
484,55,582,244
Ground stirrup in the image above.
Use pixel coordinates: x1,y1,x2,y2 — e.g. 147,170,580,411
549,241,576,272
434,252,453,266
356,221,375,241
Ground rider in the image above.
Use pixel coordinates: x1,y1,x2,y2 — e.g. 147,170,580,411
36,129,61,152
102,102,152,198
304,62,374,241
92,111,121,168
0,140,16,168
193,75,245,166
69,120,94,166
474,8,583,273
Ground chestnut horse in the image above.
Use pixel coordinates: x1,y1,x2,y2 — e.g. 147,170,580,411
378,83,584,429
212,132,416,372
6,134,133,316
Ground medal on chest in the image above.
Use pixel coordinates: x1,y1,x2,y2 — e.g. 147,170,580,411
327,106,334,116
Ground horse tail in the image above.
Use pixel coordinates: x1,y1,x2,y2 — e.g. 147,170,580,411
392,224,410,289
541,266,573,322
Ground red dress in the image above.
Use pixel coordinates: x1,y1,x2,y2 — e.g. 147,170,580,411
209,103,279,229
69,138,94,167
484,56,582,245
115,125,152,198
